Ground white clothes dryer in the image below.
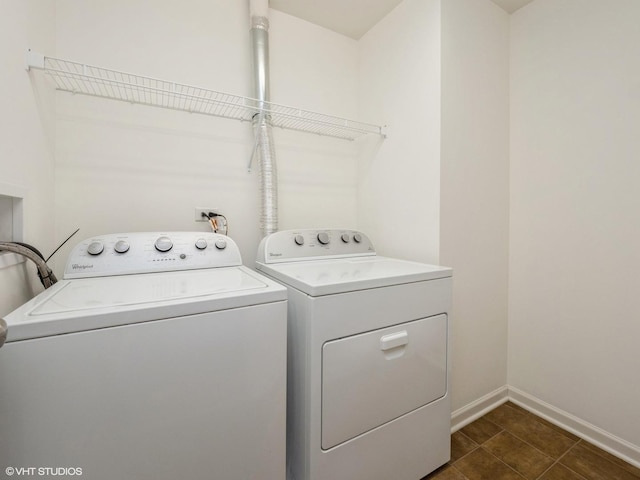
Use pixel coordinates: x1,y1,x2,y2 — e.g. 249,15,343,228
256,229,453,480
0,232,287,480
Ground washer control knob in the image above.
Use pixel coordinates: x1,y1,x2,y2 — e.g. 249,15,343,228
353,233,363,243
215,239,227,250
317,232,330,245
195,238,208,250
114,240,130,254
87,241,104,256
341,234,350,243
154,236,173,252
294,234,305,246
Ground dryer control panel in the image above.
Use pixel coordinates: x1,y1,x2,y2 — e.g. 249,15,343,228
64,232,241,279
256,229,375,264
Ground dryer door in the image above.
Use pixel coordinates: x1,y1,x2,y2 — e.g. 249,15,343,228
321,314,447,450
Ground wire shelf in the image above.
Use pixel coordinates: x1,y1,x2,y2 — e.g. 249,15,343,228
26,52,386,141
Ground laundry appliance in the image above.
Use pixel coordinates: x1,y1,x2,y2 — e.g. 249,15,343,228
0,232,287,480
256,229,452,480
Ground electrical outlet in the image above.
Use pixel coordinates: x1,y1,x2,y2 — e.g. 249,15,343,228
194,207,220,222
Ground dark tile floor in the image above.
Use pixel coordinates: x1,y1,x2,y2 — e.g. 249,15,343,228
423,402,640,480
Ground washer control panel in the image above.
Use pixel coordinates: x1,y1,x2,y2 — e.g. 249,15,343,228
64,232,241,279
256,229,375,264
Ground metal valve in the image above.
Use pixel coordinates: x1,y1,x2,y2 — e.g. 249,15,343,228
0,318,7,348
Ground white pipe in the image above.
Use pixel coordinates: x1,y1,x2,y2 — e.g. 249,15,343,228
249,0,269,20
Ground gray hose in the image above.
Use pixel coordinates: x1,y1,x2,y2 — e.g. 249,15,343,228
0,242,57,289
0,242,58,348
0,318,7,348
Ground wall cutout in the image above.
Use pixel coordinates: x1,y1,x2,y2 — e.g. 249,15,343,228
0,184,26,270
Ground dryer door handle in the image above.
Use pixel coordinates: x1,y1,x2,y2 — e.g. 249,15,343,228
380,330,408,351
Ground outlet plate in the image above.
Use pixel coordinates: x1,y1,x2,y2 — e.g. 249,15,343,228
194,207,220,222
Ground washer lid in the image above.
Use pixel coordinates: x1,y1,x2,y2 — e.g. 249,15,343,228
257,256,452,296
3,266,286,342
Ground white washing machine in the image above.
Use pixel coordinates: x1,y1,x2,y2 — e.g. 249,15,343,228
0,232,287,480
256,229,452,480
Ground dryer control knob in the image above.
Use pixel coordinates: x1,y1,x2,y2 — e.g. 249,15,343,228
317,232,330,245
87,241,104,256
114,240,130,254
353,233,363,243
215,239,227,250
154,236,173,252
195,238,208,250
341,234,350,243
294,234,305,246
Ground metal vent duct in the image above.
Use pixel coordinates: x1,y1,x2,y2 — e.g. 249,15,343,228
250,0,278,237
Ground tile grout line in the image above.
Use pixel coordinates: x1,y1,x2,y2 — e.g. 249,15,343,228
508,403,581,444
457,417,531,480
457,420,504,454
502,426,576,464
473,418,534,478
522,404,640,478
458,404,639,480
504,402,637,473
573,439,640,478
534,441,590,480
449,463,471,480
534,458,562,480
450,442,481,465
495,405,581,464
449,426,505,476
455,429,479,446
442,430,478,477
482,405,583,479
511,418,640,479
458,413,537,478
477,445,529,479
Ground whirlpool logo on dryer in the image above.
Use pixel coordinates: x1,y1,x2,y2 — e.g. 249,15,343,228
72,263,94,270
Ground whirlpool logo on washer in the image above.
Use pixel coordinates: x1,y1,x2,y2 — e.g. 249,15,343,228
72,263,94,270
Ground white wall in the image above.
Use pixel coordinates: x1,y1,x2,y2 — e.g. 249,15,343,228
357,0,441,264
509,0,640,450
53,0,359,271
269,10,359,235
0,0,56,316
358,0,511,416
440,0,510,411
9,2,639,460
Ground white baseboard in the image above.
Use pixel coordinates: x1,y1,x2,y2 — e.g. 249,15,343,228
451,385,640,469
450,385,509,432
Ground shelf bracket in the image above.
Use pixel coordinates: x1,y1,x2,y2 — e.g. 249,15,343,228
25,49,45,71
